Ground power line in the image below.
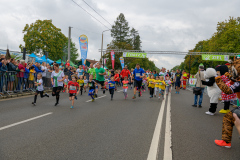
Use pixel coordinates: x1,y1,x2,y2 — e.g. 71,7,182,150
82,0,112,27
71,0,110,30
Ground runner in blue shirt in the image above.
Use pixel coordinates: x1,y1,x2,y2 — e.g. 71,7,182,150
131,63,145,99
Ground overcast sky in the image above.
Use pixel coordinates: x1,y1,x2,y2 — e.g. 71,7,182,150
0,0,239,70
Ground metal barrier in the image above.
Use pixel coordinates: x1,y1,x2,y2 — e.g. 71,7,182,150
0,71,52,97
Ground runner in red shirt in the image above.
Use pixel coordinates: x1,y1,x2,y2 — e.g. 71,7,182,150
114,71,120,88
120,65,131,85
67,75,80,109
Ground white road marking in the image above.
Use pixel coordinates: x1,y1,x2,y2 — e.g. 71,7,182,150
147,94,167,160
86,95,106,102
117,90,123,92
164,93,172,160
0,112,53,131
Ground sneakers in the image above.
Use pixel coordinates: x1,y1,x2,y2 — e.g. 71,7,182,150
75,96,77,100
132,95,136,99
70,106,74,109
175,91,177,94
214,140,231,148
158,97,160,100
103,90,105,94
55,102,59,106
198,105,202,108
205,111,215,116
219,109,231,114
32,102,36,106
92,98,95,102
95,94,98,98
192,104,197,107
138,92,141,97
63,90,65,93
45,93,49,98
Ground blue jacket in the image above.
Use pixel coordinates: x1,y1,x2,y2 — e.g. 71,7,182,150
33,65,43,73
0,64,8,72
24,68,29,78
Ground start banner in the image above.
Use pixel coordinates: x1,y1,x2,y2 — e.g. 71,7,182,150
123,52,147,58
202,54,229,61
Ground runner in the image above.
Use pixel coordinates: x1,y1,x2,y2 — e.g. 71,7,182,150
120,65,131,85
108,76,116,100
122,76,129,99
132,64,145,99
148,74,155,98
77,75,84,95
174,69,182,94
88,63,96,80
76,65,84,78
51,63,65,106
95,63,106,97
159,76,166,100
66,75,80,109
87,75,97,102
32,73,49,106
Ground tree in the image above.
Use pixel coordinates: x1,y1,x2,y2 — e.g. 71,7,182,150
111,13,130,44
63,41,79,64
130,28,141,50
19,19,69,61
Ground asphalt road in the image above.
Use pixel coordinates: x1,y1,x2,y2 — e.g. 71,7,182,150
0,87,240,160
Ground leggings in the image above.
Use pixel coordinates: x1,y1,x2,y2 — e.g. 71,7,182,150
34,91,47,103
123,88,128,96
150,88,154,96
52,87,62,103
155,87,159,96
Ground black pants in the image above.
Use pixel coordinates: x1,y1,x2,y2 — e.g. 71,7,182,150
150,88,154,96
109,88,114,98
209,103,218,113
52,87,62,103
34,91,47,103
224,101,230,110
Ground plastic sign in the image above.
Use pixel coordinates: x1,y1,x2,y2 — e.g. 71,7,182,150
123,52,147,58
202,54,229,61
79,35,88,66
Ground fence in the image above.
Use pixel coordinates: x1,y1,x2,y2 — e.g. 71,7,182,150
0,71,52,97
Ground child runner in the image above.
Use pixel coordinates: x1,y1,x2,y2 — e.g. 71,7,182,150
77,75,84,95
154,76,160,97
51,63,65,106
108,76,116,100
87,75,96,102
66,75,80,109
148,75,155,98
165,76,172,95
114,71,120,88
32,73,49,105
159,76,166,100
83,76,88,93
63,75,69,93
122,76,129,99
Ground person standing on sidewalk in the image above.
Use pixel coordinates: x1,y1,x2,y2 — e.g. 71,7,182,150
192,64,206,108
132,64,145,99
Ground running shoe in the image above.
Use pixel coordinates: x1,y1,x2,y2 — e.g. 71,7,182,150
132,95,136,99
95,94,98,98
32,102,36,106
45,93,49,98
75,96,77,100
214,140,231,148
205,111,214,115
175,91,177,94
126,94,128,99
70,106,74,109
63,90,65,93
138,92,141,97
158,97,160,100
154,95,156,97
55,102,59,106
192,104,197,107
103,90,105,94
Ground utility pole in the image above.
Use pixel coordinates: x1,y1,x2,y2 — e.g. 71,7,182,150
68,26,72,62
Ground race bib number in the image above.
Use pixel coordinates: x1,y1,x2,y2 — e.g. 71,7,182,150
160,82,163,85
84,83,87,86
70,85,76,90
80,83,84,86
89,83,92,87
136,73,140,77
123,84,127,87
110,83,114,87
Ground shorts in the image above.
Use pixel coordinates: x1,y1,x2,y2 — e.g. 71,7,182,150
29,80,34,85
159,89,165,93
96,80,104,87
134,80,142,89
175,81,181,87
69,93,76,97
9,75,15,82
52,86,63,93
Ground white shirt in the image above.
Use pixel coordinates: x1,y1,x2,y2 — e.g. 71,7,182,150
37,79,44,91
41,66,47,77
51,71,65,87
84,79,89,86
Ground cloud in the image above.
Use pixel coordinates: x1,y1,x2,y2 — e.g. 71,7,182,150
0,0,239,70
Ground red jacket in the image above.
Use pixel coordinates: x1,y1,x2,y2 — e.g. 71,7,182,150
114,74,120,82
120,69,131,78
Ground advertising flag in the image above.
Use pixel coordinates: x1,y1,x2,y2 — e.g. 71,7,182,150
79,35,88,66
111,50,115,69
120,57,124,69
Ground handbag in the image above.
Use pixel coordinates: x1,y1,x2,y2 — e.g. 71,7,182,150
193,72,202,95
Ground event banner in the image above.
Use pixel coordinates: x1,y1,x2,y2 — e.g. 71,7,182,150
123,52,147,58
119,57,124,69
202,54,229,61
111,50,115,69
79,35,88,66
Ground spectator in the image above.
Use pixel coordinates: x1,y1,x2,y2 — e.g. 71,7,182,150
153,70,158,78
29,66,35,89
24,65,30,90
0,59,8,92
192,65,206,108
76,65,84,78
7,58,17,91
65,60,70,67
16,60,25,91
41,62,47,86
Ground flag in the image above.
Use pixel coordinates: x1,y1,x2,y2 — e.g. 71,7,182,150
119,57,124,69
111,50,115,69
79,35,88,66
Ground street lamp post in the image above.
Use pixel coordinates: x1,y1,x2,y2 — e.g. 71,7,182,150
101,29,110,68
